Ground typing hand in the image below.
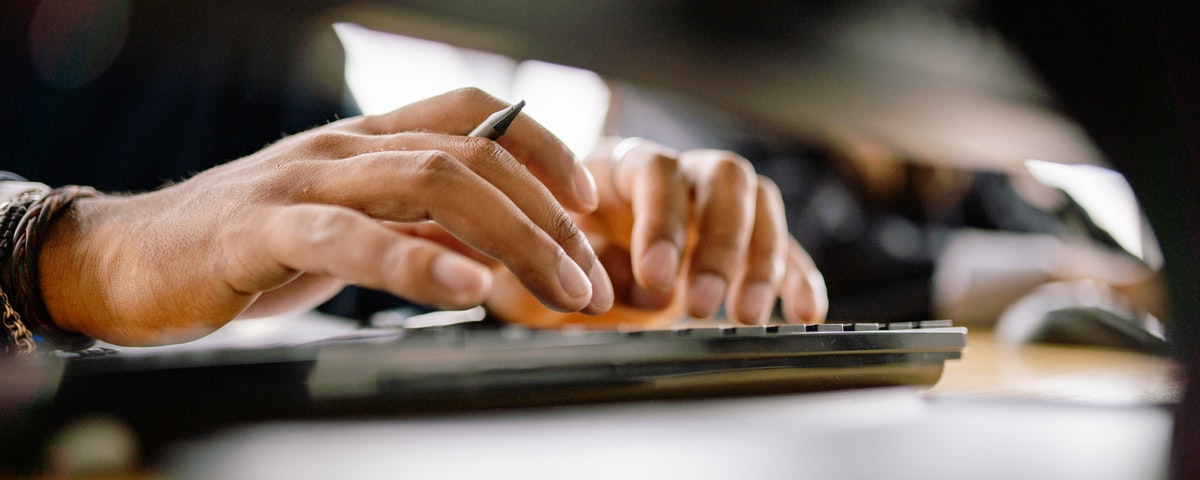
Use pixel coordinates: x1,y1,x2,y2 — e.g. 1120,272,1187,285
487,138,828,329
39,88,612,346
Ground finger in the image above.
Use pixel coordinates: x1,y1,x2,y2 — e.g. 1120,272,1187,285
609,141,689,294
679,150,758,319
240,273,347,319
301,149,607,313
246,204,494,310
400,137,614,314
287,126,613,314
781,237,829,324
349,87,599,213
725,178,788,325
383,221,499,268
597,244,676,311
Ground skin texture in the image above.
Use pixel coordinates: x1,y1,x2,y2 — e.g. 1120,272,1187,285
37,89,828,346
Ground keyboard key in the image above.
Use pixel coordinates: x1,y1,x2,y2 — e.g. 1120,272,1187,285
776,324,808,334
734,326,768,336
628,329,679,341
680,327,724,337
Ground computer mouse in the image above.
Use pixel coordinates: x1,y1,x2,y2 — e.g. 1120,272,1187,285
1027,306,1169,356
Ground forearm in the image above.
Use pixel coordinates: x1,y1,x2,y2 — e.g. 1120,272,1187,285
932,230,1162,324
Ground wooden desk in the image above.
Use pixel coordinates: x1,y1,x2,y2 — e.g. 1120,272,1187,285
929,329,1182,406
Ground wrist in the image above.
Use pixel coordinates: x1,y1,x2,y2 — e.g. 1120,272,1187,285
0,185,103,351
39,193,119,341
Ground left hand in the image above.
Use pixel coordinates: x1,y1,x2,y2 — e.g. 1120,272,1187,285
487,138,828,329
38,89,610,346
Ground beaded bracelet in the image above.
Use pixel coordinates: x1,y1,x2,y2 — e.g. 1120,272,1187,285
2,185,100,352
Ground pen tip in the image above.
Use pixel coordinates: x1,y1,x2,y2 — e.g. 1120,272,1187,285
490,100,525,137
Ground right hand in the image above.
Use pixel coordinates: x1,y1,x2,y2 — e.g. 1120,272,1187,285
39,88,613,346
486,138,829,329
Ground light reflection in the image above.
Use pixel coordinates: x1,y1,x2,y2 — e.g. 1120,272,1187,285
1024,159,1157,265
333,22,610,156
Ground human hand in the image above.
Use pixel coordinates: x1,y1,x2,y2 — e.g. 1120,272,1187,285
487,138,828,329
935,231,1164,325
38,88,613,346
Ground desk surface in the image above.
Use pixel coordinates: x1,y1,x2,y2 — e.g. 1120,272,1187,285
931,329,1182,405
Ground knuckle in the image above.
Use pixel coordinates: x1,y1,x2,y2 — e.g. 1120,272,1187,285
712,155,756,191
548,208,584,247
452,86,488,99
445,86,496,108
522,206,591,268
634,153,687,193
411,150,465,184
698,237,746,271
756,174,782,197
301,131,357,157
751,245,787,281
646,152,681,175
355,114,386,134
709,237,746,258
258,160,317,202
464,140,512,167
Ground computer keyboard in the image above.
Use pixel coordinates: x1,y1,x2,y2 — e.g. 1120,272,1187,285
29,320,967,461
58,320,967,415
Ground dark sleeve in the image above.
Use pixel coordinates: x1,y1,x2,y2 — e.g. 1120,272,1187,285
3,3,400,322
757,152,941,322
2,1,355,192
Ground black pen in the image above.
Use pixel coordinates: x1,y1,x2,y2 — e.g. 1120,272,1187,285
468,100,526,140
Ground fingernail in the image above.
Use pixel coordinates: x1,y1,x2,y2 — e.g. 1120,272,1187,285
587,261,614,312
559,254,592,300
433,255,488,302
737,282,776,325
640,241,680,292
574,161,599,211
688,273,727,318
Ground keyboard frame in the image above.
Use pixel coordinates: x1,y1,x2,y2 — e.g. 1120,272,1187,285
35,322,968,460
56,322,967,413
